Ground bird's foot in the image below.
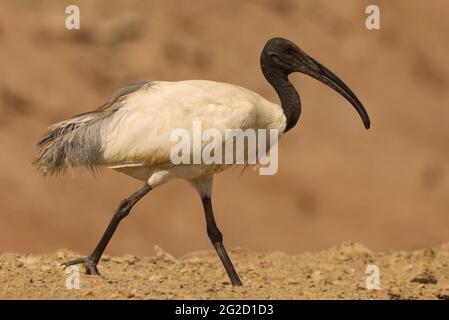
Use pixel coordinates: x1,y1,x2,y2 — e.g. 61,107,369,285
61,256,101,276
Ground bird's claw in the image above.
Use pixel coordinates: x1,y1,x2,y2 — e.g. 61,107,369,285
61,256,101,276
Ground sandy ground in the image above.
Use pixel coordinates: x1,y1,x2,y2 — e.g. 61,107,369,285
1,242,449,300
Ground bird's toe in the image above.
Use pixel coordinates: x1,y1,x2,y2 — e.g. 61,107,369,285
61,257,86,268
61,256,101,276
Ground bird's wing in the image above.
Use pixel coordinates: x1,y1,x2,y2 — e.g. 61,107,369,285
101,80,264,168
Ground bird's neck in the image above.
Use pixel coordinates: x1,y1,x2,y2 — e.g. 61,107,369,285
261,65,301,133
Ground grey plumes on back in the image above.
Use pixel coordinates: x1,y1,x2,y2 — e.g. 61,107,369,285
33,80,153,175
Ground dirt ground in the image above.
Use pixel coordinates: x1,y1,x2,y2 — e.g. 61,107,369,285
1,242,449,299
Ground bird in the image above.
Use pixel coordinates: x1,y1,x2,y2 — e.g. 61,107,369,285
33,37,370,287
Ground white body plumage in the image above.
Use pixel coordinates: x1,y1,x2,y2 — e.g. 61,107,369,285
104,80,286,184
35,80,287,188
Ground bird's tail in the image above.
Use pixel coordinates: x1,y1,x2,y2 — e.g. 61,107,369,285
33,112,112,176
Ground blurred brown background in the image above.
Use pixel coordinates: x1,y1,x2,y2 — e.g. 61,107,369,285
0,0,448,257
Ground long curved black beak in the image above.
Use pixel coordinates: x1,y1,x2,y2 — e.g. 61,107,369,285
296,53,370,129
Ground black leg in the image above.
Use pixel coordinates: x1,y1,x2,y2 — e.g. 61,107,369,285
62,184,152,275
201,196,242,286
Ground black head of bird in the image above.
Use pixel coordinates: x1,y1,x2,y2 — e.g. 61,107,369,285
261,37,370,131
